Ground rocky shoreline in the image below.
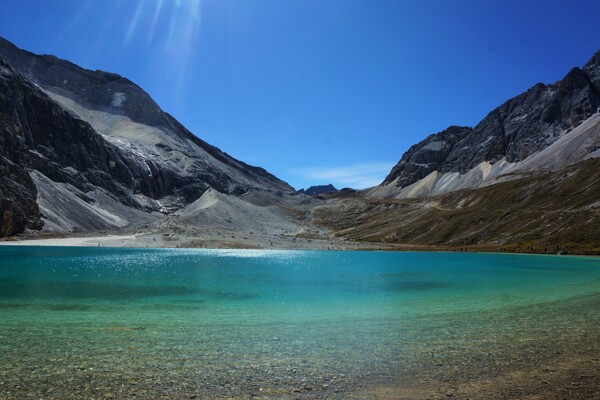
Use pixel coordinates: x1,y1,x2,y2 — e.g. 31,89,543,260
1,290,599,399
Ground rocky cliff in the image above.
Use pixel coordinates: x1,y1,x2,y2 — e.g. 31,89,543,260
0,68,41,236
0,59,165,234
381,49,600,193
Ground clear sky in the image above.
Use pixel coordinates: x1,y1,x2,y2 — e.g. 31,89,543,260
1,0,599,190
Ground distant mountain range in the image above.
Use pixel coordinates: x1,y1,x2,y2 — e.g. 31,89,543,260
298,184,337,196
0,37,599,253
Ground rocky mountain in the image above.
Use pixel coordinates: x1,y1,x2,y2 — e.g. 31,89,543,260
0,59,138,235
298,184,337,196
0,37,295,236
375,49,600,198
0,61,42,236
313,47,600,254
381,126,472,189
2,36,600,254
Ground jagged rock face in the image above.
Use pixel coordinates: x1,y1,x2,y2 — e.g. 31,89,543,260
384,50,600,187
382,126,472,186
0,60,166,234
584,49,600,91
0,62,41,235
0,61,166,202
0,159,41,236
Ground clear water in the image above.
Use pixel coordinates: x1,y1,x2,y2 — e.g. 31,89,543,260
1,246,600,398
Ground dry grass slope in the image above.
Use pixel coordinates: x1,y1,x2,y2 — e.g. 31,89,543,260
316,158,600,255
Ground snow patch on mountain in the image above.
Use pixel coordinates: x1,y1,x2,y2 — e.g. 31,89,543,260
111,92,125,107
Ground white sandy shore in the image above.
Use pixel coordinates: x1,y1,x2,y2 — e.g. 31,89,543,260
0,235,142,248
0,231,386,250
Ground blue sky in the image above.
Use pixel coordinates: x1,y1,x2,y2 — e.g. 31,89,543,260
1,0,599,189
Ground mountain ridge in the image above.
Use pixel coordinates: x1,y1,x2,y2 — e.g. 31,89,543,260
0,37,289,194
378,49,600,197
0,37,296,236
1,37,600,254
298,184,338,196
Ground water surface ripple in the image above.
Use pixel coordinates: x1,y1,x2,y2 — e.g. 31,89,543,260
1,247,599,399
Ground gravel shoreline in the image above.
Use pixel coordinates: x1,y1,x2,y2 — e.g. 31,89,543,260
1,289,599,399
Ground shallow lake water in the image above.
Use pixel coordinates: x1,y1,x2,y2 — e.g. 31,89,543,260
1,247,600,399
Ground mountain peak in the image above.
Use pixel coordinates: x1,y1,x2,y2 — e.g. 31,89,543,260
0,37,294,236
0,36,18,49
382,126,472,186
584,48,600,91
377,47,600,198
298,184,338,196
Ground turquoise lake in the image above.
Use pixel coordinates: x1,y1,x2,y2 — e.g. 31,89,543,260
1,246,600,399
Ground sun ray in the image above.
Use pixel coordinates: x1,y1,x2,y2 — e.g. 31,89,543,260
147,0,164,44
124,0,148,47
156,0,204,106
86,0,124,64
190,0,202,21
53,0,94,49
